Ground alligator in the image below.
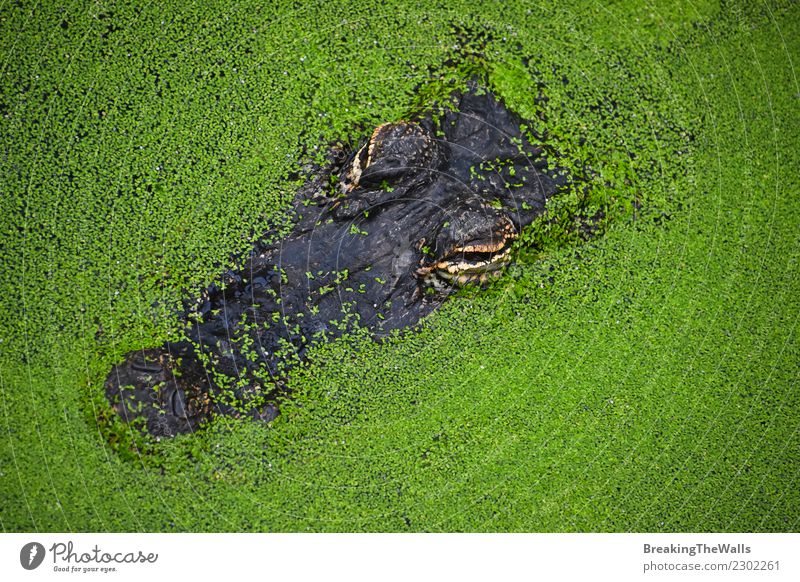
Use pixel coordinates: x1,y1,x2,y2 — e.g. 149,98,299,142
104,82,569,437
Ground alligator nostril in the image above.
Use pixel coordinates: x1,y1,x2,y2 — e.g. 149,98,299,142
130,354,163,374
171,389,188,418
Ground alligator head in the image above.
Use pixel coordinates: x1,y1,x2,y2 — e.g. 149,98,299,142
105,83,569,437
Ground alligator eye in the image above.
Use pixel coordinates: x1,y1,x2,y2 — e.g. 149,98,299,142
415,210,518,287
347,122,436,189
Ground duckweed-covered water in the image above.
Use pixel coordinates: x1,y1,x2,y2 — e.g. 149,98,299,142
1,1,798,531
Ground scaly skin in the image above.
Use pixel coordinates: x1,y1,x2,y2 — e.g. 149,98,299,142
105,83,568,437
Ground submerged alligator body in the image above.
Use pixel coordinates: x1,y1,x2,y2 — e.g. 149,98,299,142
105,84,568,437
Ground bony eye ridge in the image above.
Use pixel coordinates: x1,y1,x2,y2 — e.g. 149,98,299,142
340,121,439,193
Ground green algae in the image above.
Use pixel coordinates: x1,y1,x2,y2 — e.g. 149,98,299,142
1,0,798,531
